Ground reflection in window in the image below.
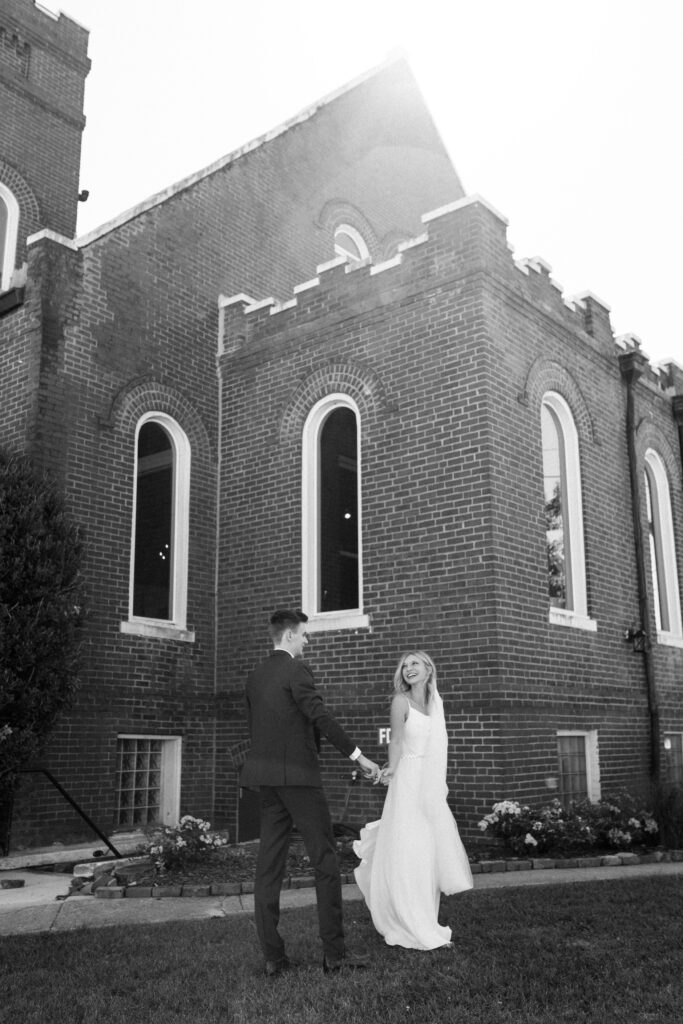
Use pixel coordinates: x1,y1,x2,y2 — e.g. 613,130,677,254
541,403,566,608
319,408,358,611
540,393,589,622
557,733,588,806
664,734,683,785
133,422,173,620
644,449,682,638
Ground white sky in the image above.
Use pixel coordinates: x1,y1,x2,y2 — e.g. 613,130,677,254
47,0,682,368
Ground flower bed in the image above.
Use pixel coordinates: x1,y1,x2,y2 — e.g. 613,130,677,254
477,792,659,857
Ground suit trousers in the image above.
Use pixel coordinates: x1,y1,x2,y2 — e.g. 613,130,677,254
254,785,345,962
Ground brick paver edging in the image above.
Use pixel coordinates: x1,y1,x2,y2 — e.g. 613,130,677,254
91,849,683,899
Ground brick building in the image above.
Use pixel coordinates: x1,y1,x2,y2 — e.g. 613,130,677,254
1,0,682,853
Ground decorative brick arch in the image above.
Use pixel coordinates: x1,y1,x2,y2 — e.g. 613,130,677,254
100,377,214,465
519,357,597,446
0,159,42,260
278,360,392,447
635,420,682,494
316,199,381,262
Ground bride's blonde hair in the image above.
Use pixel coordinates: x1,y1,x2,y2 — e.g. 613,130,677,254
393,650,437,703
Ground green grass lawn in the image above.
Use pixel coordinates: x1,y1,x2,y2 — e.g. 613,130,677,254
0,876,681,1024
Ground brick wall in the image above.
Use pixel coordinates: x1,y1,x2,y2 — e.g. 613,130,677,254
0,0,88,252
1,56,464,847
216,197,683,842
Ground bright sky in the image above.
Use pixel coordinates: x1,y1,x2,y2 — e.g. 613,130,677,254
48,0,682,368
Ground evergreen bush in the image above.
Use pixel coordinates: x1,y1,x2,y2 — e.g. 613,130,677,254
0,450,84,794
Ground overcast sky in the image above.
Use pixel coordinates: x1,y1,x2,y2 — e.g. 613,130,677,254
48,0,682,368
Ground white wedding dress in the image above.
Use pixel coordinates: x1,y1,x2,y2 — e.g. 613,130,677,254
353,695,473,949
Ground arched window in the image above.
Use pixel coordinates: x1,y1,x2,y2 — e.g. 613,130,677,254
644,449,682,641
122,413,192,639
334,224,370,263
0,183,20,293
302,395,368,631
541,392,594,629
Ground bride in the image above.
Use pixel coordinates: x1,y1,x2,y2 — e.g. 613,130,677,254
354,651,473,949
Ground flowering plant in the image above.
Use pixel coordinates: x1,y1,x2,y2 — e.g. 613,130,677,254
478,792,658,857
141,815,228,874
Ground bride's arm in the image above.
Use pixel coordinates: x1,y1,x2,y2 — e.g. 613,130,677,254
382,694,409,783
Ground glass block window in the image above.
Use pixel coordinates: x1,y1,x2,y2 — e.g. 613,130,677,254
557,730,600,807
116,736,181,827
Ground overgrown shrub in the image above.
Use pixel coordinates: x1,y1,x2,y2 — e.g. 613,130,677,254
0,451,84,794
478,792,659,857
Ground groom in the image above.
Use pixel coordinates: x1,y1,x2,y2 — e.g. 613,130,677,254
241,608,380,976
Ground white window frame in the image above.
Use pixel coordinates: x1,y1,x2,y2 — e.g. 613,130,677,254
557,729,601,803
115,734,182,828
302,394,369,632
0,182,20,293
334,223,370,263
120,412,194,642
663,733,683,785
644,448,683,646
542,392,596,632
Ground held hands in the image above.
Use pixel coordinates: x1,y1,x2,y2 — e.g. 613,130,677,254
357,755,394,786
357,754,382,784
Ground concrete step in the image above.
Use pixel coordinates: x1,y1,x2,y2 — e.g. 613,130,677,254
0,832,145,872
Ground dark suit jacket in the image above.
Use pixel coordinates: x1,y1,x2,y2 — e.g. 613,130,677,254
240,650,356,788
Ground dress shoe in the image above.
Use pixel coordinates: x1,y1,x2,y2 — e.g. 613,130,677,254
263,955,297,977
322,950,370,973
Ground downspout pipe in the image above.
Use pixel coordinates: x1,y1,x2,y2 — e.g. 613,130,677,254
618,349,660,783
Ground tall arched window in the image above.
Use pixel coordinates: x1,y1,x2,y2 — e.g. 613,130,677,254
644,448,682,641
302,395,368,631
540,392,593,629
0,183,20,293
121,413,192,639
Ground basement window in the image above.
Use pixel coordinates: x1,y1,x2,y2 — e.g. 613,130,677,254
556,730,600,807
115,735,181,827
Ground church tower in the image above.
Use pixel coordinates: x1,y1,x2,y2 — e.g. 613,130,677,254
0,0,89,294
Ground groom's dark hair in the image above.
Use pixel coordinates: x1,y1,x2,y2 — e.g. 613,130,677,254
269,608,308,641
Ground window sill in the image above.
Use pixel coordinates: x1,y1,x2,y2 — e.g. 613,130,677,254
305,611,370,633
656,631,683,649
549,608,597,632
120,620,195,643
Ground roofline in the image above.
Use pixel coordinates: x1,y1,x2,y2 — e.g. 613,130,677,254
75,50,408,249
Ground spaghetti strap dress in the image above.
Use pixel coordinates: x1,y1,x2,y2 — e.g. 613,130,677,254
353,699,473,949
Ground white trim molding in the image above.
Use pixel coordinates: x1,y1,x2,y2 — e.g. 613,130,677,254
644,448,683,641
301,393,369,631
0,182,20,293
121,412,193,640
542,391,595,629
557,729,601,802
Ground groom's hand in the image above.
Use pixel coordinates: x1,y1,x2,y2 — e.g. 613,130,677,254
357,754,380,783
